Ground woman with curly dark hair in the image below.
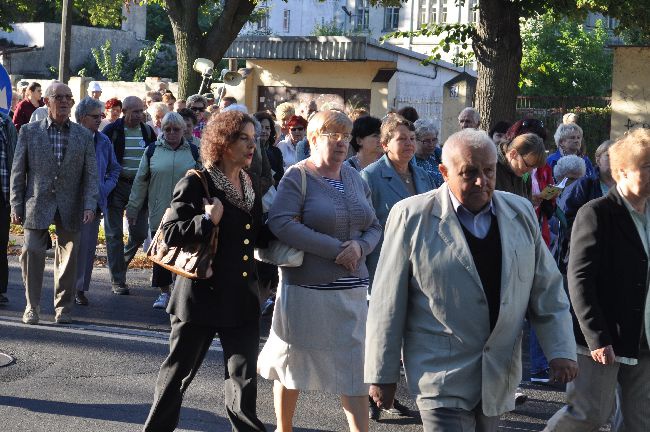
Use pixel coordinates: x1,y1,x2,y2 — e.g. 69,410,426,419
143,110,267,432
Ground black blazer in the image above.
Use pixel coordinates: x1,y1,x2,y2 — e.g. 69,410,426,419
568,187,649,359
163,169,264,328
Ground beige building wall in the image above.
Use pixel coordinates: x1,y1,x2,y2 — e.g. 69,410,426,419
230,60,394,117
611,46,650,140
440,80,473,143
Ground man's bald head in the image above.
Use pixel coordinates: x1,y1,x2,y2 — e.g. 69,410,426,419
122,96,145,128
440,129,497,213
442,129,496,168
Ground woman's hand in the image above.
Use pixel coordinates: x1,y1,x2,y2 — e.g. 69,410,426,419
204,197,224,225
335,240,362,273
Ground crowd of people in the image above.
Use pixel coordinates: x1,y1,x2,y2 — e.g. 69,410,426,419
0,78,648,432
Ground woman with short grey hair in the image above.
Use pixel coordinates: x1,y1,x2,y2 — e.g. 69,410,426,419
413,118,443,187
73,96,121,306
126,110,200,310
547,123,594,179
553,155,586,187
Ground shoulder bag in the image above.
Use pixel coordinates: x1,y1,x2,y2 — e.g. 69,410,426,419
146,169,219,279
254,165,306,267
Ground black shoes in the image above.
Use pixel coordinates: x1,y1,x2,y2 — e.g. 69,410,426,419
369,397,410,420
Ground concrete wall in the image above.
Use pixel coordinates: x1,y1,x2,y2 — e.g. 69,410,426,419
610,46,650,140
0,22,146,76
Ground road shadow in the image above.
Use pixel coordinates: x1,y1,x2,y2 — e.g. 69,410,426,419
0,395,230,430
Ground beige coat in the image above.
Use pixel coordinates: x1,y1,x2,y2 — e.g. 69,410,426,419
364,183,576,416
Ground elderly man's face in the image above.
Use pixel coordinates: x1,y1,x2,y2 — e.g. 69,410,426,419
46,84,74,121
81,107,102,132
123,99,145,128
458,112,479,129
441,144,497,213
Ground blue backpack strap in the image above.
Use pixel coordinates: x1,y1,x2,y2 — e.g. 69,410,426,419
145,142,157,162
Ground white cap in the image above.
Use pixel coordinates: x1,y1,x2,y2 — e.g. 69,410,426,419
88,81,102,92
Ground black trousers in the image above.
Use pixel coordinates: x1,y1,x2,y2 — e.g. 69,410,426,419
0,205,9,294
143,315,266,432
150,231,173,288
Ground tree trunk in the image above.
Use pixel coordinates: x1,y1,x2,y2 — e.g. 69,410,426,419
165,0,255,99
473,0,522,130
166,0,202,98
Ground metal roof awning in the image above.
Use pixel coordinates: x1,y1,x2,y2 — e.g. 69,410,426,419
224,36,369,61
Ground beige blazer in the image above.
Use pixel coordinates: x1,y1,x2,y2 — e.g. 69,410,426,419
364,183,576,416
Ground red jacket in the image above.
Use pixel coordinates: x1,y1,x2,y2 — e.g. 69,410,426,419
12,99,44,132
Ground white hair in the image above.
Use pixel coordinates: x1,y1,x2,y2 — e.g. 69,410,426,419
413,118,439,139
554,155,586,181
442,128,495,167
148,101,169,117
160,111,186,131
221,104,249,114
458,107,480,124
554,123,583,146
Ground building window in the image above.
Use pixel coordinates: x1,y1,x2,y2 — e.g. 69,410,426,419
384,7,400,30
356,0,370,31
418,0,438,27
257,4,269,30
607,16,617,29
441,4,448,23
418,1,428,27
469,0,479,23
283,10,291,33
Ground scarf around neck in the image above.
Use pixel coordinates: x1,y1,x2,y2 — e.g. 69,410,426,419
207,166,255,213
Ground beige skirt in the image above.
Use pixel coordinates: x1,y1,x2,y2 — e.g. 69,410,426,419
257,282,368,396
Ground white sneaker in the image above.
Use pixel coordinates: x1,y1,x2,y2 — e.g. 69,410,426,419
153,292,170,309
22,308,39,325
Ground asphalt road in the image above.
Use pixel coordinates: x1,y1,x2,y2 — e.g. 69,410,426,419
0,255,584,431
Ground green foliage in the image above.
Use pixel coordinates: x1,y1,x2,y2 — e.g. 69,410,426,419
519,13,613,96
133,35,164,82
146,2,174,43
312,21,345,36
91,39,126,81
46,64,59,78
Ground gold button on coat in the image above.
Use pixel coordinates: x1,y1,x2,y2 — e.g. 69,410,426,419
245,224,251,230
242,272,248,277
243,255,249,261
243,239,250,245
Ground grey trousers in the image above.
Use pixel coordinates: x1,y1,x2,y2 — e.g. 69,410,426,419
74,214,101,292
420,405,499,432
544,352,650,432
104,179,148,286
22,224,80,316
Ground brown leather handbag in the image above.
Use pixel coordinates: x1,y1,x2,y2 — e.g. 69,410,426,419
146,169,218,279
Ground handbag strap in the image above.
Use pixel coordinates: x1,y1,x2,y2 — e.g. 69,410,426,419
188,169,211,199
298,164,307,208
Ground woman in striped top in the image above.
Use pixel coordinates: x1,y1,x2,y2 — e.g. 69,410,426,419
258,110,382,432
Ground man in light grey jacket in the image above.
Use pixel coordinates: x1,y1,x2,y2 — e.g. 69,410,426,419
10,82,98,325
365,129,577,432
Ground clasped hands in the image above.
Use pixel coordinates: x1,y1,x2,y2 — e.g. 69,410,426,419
335,240,362,272
11,210,94,226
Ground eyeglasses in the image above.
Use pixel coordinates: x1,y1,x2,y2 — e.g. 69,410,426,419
163,127,182,133
519,153,536,169
419,138,438,145
53,94,73,102
320,133,352,143
190,106,206,112
87,114,102,120
290,127,304,132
